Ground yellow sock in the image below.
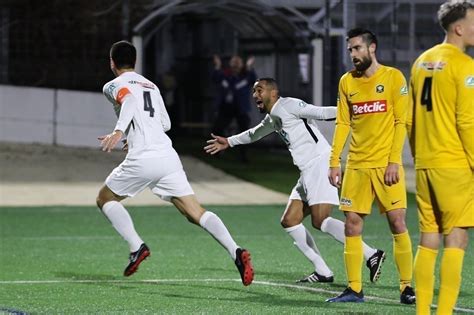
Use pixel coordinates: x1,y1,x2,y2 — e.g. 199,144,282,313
393,231,413,291
414,246,438,315
436,248,465,315
345,235,363,293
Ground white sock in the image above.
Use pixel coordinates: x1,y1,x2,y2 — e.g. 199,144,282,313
199,211,239,260
101,201,143,252
304,226,322,256
320,217,377,260
285,223,333,277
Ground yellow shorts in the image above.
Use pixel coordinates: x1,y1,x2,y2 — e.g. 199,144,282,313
416,168,473,234
339,167,407,214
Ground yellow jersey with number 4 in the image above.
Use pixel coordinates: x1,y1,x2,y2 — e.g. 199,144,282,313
330,65,408,168
407,43,474,170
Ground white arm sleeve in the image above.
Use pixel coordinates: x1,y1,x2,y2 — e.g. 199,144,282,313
299,105,337,120
289,100,337,120
228,116,275,147
103,82,117,105
103,82,121,117
157,93,171,132
114,94,136,133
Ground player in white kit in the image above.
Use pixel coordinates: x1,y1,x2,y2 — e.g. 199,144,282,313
205,78,384,283
96,40,253,286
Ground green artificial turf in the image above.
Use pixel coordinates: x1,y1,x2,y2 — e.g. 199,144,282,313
1,196,473,314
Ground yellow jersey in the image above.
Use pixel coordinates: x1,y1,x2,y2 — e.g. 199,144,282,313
407,43,474,170
330,65,408,168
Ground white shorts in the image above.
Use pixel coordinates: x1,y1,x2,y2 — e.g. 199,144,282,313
105,151,194,202
289,152,339,206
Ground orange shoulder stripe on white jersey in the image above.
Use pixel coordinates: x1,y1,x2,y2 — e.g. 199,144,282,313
116,87,131,105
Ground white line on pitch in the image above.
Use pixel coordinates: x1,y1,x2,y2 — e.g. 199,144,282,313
10,234,421,241
0,278,472,313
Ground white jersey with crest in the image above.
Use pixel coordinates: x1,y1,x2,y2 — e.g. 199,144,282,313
103,71,173,159
228,97,336,171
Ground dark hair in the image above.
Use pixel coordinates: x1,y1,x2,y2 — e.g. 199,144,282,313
346,28,378,48
110,40,136,69
438,0,474,31
256,77,279,90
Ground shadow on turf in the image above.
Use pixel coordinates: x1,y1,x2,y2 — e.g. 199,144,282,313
199,266,314,283
119,281,409,313
54,268,432,296
135,282,337,309
199,267,397,290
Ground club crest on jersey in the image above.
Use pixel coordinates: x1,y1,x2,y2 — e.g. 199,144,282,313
466,76,474,88
106,83,117,95
376,85,384,93
352,100,387,115
299,101,307,107
400,85,408,95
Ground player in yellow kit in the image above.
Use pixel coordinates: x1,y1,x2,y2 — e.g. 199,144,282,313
326,28,415,304
407,1,474,314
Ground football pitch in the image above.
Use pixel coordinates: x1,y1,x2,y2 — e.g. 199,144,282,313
1,195,473,314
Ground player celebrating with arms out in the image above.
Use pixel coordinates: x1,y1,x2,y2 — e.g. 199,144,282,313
205,78,384,284
408,1,474,314
96,40,253,286
326,28,415,304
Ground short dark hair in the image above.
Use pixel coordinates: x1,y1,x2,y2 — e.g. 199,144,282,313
346,28,378,48
256,77,279,90
110,40,136,69
438,0,474,31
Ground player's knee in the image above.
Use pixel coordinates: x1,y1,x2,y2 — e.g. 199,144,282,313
96,190,114,210
311,217,324,230
280,217,290,228
186,204,206,226
345,222,361,236
445,228,469,249
457,236,469,250
96,195,105,209
344,215,363,236
96,195,113,210
310,204,332,230
280,216,299,228
389,216,407,234
185,214,199,225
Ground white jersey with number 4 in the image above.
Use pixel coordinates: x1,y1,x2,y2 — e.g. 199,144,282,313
228,97,336,171
103,71,173,158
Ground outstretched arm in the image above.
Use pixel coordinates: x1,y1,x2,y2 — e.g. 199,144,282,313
299,105,337,121
289,100,337,121
204,116,275,155
204,133,230,155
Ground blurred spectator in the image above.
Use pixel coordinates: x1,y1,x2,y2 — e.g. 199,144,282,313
211,54,256,163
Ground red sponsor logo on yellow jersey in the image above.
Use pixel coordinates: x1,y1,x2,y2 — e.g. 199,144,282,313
352,100,387,115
